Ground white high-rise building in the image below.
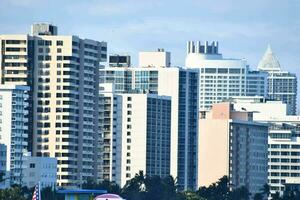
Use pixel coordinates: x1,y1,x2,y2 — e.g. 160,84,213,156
99,83,172,187
0,85,29,186
0,23,107,187
258,45,297,115
185,41,267,111
229,97,300,197
99,53,199,190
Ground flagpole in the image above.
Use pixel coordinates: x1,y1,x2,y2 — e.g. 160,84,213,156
39,181,41,200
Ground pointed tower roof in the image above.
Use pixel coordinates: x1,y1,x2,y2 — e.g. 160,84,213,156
258,45,281,71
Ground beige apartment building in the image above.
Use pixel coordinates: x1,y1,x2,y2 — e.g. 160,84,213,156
198,102,268,196
0,23,107,187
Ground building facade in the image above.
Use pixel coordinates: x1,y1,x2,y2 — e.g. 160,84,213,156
185,41,267,111
258,45,297,115
0,144,8,188
0,85,29,186
230,97,300,196
246,70,268,97
22,154,57,189
138,48,171,67
0,23,107,187
99,88,172,187
99,62,199,190
198,102,268,196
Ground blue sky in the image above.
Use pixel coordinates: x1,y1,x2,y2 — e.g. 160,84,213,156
1,0,299,112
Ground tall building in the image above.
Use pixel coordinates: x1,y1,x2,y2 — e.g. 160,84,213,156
99,84,171,186
185,41,267,111
230,96,300,197
99,54,199,190
0,23,107,187
0,85,29,186
258,45,297,115
198,102,268,196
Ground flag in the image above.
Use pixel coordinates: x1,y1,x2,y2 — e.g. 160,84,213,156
32,182,41,200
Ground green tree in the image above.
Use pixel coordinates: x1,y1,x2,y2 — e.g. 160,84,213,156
184,191,206,200
0,186,26,200
229,186,249,200
197,176,230,200
122,171,146,200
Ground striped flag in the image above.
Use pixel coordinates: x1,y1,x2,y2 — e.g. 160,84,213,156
32,182,41,200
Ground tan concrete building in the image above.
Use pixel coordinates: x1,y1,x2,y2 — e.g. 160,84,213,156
198,102,268,195
0,23,107,187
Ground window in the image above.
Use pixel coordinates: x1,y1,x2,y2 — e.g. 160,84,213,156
57,41,63,46
45,40,52,46
45,55,51,60
30,163,35,168
57,48,62,53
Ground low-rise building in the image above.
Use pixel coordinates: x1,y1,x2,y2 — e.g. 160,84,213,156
23,154,57,189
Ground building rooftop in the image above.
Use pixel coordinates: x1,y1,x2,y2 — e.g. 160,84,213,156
57,189,107,194
258,45,281,71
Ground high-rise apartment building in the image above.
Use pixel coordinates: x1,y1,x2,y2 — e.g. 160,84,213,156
99,83,171,186
0,85,29,186
198,102,269,196
230,97,300,197
185,41,267,111
0,23,107,187
258,45,297,115
99,54,199,190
